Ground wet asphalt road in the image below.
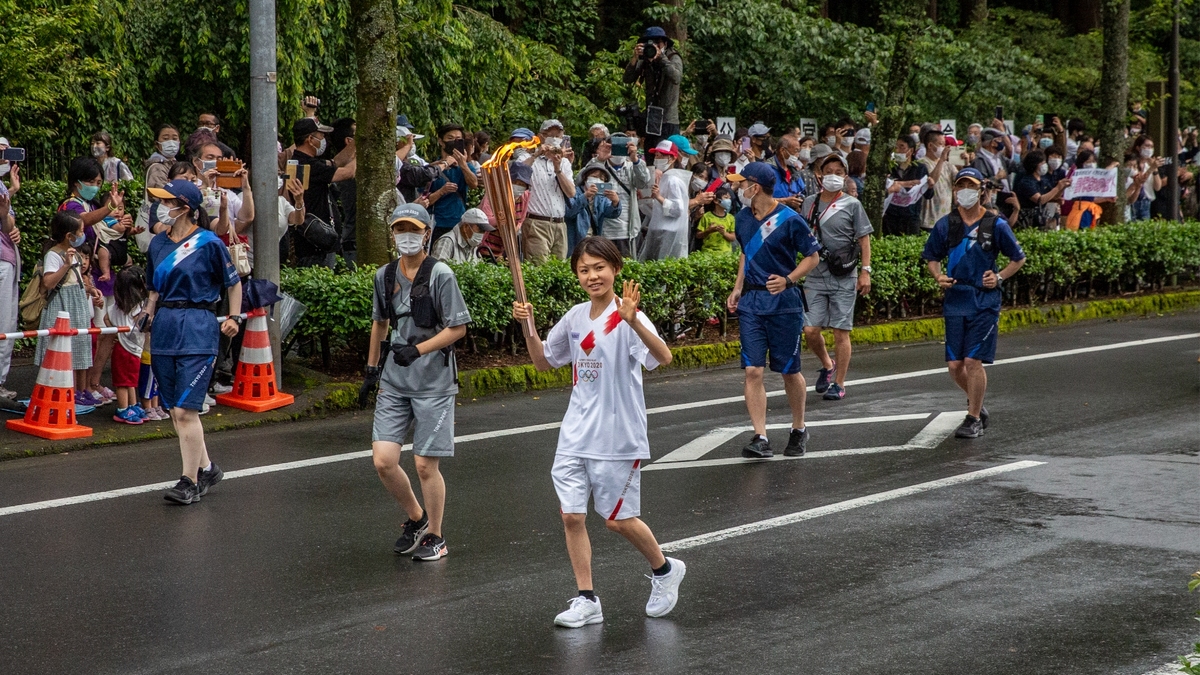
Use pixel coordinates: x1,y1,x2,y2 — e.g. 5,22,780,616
0,312,1197,675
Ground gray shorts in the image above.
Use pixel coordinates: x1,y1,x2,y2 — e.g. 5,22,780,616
803,286,856,331
371,387,456,457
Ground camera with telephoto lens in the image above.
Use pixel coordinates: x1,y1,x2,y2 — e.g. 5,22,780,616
642,42,658,61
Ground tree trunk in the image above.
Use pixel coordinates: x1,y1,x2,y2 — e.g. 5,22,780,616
351,0,399,266
663,0,687,44
863,3,924,229
1097,0,1130,224
960,0,988,26
1073,0,1102,33
928,0,938,22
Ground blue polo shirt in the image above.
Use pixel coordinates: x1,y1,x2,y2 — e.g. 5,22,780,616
429,165,469,230
147,228,241,356
735,203,821,315
770,158,805,198
921,213,1025,317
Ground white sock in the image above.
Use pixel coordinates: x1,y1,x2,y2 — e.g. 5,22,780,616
793,427,805,434
202,462,212,472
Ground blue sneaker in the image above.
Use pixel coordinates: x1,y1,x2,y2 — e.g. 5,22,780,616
130,404,148,422
112,407,144,425
815,361,836,393
823,383,846,400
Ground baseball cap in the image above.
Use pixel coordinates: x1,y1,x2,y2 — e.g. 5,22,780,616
810,143,834,161
509,162,533,185
666,134,699,156
726,161,777,191
460,207,494,231
293,118,333,140
641,26,672,47
854,128,872,145
147,179,203,212
748,122,771,137
954,167,985,185
540,119,564,132
649,140,678,157
510,127,535,141
396,126,425,141
395,114,414,130
389,203,431,229
0,137,8,147
817,153,848,171
980,128,1005,143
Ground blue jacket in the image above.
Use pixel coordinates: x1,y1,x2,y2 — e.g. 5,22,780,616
769,157,805,198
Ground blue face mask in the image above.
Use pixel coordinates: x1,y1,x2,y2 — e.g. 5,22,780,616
78,183,100,201
719,198,732,211
1038,137,1053,149
69,232,86,248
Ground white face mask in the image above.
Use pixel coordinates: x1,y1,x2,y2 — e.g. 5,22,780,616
798,148,811,162
1038,162,1049,175
1048,158,1062,171
690,177,707,192
785,155,801,169
156,203,181,227
714,152,732,167
545,137,562,149
824,135,837,146
892,152,908,164
1141,147,1154,158
586,177,603,187
92,145,106,158
820,173,845,192
654,158,670,171
159,140,180,157
840,136,854,148
277,176,284,191
514,149,531,162
1084,162,1097,169
394,232,426,256
512,185,527,199
469,231,485,247
738,185,756,203
609,155,626,166
315,137,327,156
956,188,980,208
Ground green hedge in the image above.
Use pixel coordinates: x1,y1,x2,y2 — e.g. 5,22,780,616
278,220,1200,356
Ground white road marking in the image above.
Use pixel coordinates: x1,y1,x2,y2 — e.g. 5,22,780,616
646,412,964,471
653,413,933,463
659,460,1045,552
0,332,1191,519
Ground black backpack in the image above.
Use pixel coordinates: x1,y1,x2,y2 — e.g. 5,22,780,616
382,255,452,365
947,211,996,253
804,197,859,277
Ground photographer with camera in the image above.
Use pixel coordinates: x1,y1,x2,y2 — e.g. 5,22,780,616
623,27,683,150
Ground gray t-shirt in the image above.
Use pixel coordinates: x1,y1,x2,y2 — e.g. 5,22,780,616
800,193,873,292
372,260,472,396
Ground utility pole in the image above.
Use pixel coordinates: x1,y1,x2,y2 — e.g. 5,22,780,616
249,0,282,382
1163,0,1180,221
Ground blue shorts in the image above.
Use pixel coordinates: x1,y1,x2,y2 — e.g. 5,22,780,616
739,311,803,374
944,313,999,364
152,354,216,410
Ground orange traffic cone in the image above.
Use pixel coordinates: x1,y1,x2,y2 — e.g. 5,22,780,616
215,308,294,413
8,312,92,440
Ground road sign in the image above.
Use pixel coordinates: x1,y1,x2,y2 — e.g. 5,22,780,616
940,119,957,140
716,117,737,136
800,118,818,139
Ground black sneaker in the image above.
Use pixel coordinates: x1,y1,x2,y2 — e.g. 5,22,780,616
741,435,773,458
164,476,201,505
784,428,809,457
394,513,430,555
412,533,448,561
197,463,223,497
979,406,989,429
955,415,983,439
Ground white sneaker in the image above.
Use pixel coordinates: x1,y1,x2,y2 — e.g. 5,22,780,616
554,595,604,628
0,386,17,400
210,382,233,395
199,403,211,415
645,558,686,618
204,394,216,406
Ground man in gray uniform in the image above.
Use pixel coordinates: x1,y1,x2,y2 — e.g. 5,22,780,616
596,133,652,258
800,153,874,401
360,203,472,562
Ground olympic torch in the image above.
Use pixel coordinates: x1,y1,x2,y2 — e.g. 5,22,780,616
481,137,541,337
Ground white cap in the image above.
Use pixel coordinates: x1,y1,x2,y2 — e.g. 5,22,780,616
748,122,770,136
460,207,494,230
396,126,425,141
855,128,872,144
540,119,564,132
0,137,8,147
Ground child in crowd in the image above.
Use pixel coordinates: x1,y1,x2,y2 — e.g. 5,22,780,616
108,267,151,424
512,236,686,628
36,212,99,405
138,343,165,420
694,186,737,255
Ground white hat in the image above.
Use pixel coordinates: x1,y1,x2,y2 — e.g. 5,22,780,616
0,137,8,146
540,119,564,132
460,207,494,231
854,128,872,145
396,126,425,141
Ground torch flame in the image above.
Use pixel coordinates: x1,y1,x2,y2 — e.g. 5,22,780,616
481,137,542,169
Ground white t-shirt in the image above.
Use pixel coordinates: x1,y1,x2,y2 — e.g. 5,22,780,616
278,196,296,240
525,156,572,219
544,298,661,461
107,302,145,356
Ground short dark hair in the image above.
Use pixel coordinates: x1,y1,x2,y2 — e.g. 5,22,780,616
920,128,944,146
437,123,465,140
50,211,82,243
835,118,856,131
1067,118,1086,133
895,135,914,151
1022,149,1046,175
65,156,103,201
167,161,195,179
90,131,113,148
1074,149,1096,168
155,123,179,141
571,236,623,274
200,112,222,126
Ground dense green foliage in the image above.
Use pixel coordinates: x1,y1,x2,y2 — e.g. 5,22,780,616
1,0,1193,179
276,220,1200,358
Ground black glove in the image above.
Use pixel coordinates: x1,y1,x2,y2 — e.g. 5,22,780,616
358,365,382,408
391,343,422,367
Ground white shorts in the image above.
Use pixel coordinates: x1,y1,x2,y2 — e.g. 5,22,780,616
552,455,643,521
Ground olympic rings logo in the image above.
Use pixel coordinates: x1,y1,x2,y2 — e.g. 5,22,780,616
577,369,601,383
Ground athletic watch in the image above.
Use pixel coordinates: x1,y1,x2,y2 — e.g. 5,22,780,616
861,266,873,274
